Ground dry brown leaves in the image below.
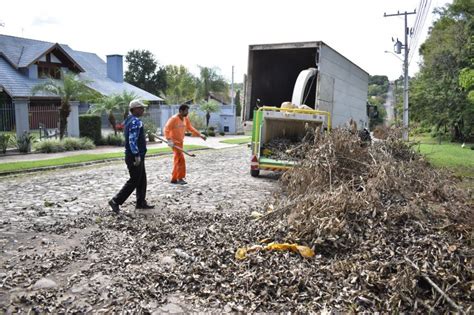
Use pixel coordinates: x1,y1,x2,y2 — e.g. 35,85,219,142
261,128,473,312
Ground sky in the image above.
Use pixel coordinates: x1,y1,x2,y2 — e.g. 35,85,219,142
1,0,451,83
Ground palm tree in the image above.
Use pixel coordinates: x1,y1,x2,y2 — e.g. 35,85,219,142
32,72,98,139
195,66,229,102
116,90,139,120
89,94,121,135
199,99,220,127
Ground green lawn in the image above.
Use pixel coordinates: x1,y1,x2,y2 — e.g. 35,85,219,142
220,137,251,144
0,145,205,173
411,135,474,189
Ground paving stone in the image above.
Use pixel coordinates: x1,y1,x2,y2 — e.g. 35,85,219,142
33,278,57,289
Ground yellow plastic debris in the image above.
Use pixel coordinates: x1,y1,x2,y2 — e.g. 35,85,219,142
296,245,315,258
235,248,247,260
262,148,272,156
235,242,315,260
265,243,296,252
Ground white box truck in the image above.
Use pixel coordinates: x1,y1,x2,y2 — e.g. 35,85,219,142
244,41,369,176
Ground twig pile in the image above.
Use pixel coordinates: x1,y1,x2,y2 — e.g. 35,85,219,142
262,128,473,312
262,129,318,161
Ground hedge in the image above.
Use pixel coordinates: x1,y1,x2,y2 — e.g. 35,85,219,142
79,114,102,144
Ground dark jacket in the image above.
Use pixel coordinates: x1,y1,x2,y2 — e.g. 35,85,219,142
124,115,147,157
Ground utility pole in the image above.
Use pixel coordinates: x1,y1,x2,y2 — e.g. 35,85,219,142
231,65,235,106
384,10,416,141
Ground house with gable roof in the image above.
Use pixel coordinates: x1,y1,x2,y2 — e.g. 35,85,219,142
0,34,163,138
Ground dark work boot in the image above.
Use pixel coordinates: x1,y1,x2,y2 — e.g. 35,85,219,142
108,199,120,214
136,202,155,210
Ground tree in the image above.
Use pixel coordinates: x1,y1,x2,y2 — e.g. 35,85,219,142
89,94,121,135
235,89,241,117
410,0,473,141
124,50,167,97
32,72,98,139
459,68,474,103
199,99,220,127
164,65,198,104
368,75,389,86
115,90,139,120
195,66,229,102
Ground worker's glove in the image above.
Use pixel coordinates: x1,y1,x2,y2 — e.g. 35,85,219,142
133,155,141,167
167,140,174,148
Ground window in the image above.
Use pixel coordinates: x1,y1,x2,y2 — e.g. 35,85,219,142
38,64,61,79
224,126,229,132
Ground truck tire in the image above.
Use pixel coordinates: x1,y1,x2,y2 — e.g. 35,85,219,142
250,169,260,177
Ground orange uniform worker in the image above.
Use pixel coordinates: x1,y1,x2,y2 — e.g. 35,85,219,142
164,104,206,184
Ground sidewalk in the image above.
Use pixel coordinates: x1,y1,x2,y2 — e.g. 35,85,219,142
0,135,249,163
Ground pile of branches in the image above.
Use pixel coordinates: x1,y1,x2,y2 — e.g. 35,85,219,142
262,129,318,161
262,128,473,312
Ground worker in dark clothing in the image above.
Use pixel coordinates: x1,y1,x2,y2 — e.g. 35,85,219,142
109,99,154,213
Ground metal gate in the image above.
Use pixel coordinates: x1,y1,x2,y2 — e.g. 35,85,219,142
28,100,60,129
0,102,15,132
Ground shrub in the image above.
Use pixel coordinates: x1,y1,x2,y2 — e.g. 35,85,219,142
63,137,95,151
142,117,157,142
219,131,225,136
95,137,107,146
188,111,206,130
15,131,36,153
79,114,102,144
410,122,432,136
80,137,95,150
206,126,216,136
35,137,95,153
430,128,450,141
0,134,11,154
35,139,65,153
106,134,125,146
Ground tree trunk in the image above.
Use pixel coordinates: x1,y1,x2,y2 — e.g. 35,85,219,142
206,112,210,127
109,111,117,135
59,101,71,140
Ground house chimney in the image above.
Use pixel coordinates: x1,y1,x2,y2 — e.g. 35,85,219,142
106,55,123,83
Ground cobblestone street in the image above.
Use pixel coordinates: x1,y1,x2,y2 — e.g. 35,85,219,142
0,146,277,231
0,146,280,312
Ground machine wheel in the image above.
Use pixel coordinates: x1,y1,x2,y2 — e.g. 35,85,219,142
250,169,260,177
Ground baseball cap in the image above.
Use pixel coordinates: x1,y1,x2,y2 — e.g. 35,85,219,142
129,99,147,109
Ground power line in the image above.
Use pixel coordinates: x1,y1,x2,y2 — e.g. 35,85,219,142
409,0,432,64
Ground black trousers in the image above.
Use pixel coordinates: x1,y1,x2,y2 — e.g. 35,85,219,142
113,155,147,206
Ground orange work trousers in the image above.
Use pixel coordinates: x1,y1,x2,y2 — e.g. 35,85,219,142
171,144,186,181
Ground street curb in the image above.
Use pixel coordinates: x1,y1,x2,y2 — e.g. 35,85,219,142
0,147,211,177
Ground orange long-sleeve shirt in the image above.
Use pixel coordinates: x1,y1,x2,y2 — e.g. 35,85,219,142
164,114,201,145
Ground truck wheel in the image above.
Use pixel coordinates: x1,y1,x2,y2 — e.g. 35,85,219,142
250,169,260,177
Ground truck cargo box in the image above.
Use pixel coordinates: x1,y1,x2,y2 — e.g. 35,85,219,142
244,41,369,129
